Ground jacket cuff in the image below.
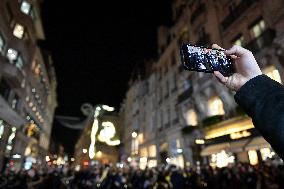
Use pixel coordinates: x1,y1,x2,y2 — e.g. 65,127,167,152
234,75,282,117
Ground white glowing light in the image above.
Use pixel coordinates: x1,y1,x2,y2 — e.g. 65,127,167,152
7,48,18,62
82,149,87,154
96,151,102,158
89,105,117,159
166,158,171,163
12,154,21,159
132,132,137,138
89,119,99,159
177,148,183,153
21,1,31,15
106,139,120,146
102,105,115,112
195,139,205,144
45,156,50,162
127,157,132,162
13,24,25,39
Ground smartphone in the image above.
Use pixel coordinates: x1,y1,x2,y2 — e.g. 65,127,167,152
180,43,235,77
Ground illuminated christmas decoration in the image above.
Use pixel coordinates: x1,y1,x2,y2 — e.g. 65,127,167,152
88,105,116,159
98,121,120,146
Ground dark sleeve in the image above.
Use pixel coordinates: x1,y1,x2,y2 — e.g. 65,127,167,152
234,74,284,159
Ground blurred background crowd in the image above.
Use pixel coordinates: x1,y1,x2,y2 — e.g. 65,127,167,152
1,160,284,189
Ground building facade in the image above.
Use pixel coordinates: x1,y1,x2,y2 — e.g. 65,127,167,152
121,0,284,168
0,0,57,171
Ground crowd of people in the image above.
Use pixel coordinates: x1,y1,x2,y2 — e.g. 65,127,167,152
0,161,284,189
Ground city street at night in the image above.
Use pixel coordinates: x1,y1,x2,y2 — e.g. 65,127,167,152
0,0,284,188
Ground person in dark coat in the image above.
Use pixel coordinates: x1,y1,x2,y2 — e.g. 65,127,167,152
213,44,284,160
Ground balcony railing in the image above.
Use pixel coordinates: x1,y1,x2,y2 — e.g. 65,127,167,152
221,0,256,31
245,29,276,53
190,3,206,24
177,86,193,104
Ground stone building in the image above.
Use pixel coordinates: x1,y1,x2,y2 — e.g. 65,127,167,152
0,0,57,171
120,0,284,168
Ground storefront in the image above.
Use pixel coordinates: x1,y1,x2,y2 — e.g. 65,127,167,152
200,116,279,167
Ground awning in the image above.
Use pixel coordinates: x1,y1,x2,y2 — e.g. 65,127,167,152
245,137,270,150
201,143,230,156
227,139,249,153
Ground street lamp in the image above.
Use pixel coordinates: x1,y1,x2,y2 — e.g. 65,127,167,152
88,104,115,159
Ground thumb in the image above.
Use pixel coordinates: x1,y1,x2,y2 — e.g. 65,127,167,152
225,45,247,57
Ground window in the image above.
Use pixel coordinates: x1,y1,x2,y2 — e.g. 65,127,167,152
7,48,18,63
13,24,25,39
11,95,19,110
148,145,157,157
0,33,4,53
0,120,5,139
185,109,198,126
0,78,11,100
208,96,225,116
263,66,282,83
16,55,24,69
250,19,266,39
232,35,244,46
6,49,24,69
20,1,32,15
248,150,258,165
140,147,148,157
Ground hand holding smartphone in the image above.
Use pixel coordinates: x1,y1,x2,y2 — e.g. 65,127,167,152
180,43,235,77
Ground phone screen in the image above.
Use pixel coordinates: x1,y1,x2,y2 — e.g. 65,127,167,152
180,43,234,76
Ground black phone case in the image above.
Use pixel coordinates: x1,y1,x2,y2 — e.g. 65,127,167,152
180,43,235,77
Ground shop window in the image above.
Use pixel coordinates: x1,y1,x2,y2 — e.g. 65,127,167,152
248,150,258,165
210,150,235,168
147,160,157,168
207,96,225,116
139,157,147,170
260,148,275,160
13,23,25,39
250,19,266,39
263,66,282,83
131,138,138,155
184,109,198,126
148,145,157,157
140,147,148,158
138,133,143,144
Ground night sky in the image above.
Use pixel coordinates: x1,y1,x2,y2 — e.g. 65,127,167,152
41,0,172,154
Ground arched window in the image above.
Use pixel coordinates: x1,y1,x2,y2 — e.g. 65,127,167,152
207,96,225,116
